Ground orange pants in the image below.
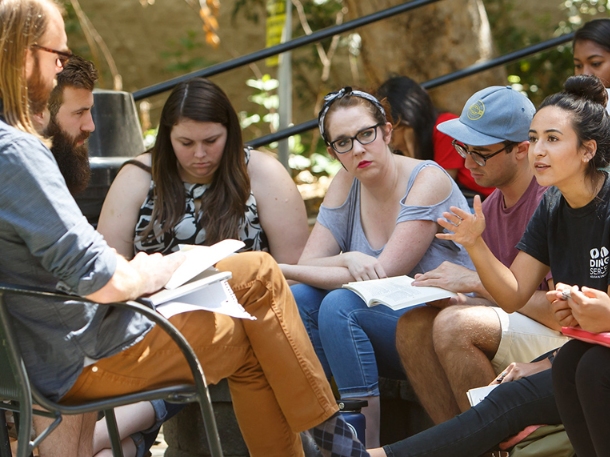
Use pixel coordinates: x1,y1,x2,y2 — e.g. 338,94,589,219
63,252,338,456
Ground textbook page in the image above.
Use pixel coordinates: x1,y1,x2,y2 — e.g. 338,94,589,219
147,269,232,306
164,239,245,290
342,275,457,311
156,279,255,320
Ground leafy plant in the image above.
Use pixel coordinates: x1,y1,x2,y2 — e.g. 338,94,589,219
485,0,608,105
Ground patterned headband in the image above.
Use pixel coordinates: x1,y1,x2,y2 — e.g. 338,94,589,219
318,87,386,142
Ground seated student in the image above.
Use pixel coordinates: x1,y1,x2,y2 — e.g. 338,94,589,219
376,75,494,198
0,3,367,456
94,77,310,456
396,86,568,425
368,74,610,457
552,286,610,457
280,87,473,447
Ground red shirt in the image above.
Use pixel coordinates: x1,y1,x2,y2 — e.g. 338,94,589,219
433,112,495,198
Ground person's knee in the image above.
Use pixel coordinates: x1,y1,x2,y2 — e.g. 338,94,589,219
433,306,500,357
575,346,610,392
396,306,438,352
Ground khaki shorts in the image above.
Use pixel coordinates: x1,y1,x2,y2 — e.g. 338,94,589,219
490,307,569,375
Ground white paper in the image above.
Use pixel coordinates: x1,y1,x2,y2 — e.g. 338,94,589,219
165,239,245,290
156,280,255,320
467,384,499,407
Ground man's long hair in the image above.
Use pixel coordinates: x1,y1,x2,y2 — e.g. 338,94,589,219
0,0,60,133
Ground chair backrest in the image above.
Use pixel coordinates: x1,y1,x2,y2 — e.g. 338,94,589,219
0,284,224,457
0,287,36,457
0,288,33,410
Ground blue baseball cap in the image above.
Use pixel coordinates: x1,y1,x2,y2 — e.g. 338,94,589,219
437,86,535,146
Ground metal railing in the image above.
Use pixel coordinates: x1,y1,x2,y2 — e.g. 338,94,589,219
132,0,576,149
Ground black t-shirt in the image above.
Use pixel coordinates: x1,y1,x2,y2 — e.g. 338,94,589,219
517,172,610,291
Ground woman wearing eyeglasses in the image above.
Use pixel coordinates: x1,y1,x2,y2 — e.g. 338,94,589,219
280,87,473,447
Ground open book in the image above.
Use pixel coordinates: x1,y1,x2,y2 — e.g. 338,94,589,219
342,275,457,311
138,239,255,320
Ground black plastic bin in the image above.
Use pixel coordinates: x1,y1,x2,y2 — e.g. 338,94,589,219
73,90,145,225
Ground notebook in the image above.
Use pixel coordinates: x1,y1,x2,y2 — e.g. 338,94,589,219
561,326,610,348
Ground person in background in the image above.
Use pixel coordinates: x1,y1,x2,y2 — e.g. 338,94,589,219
376,76,494,199
573,17,610,112
281,87,473,447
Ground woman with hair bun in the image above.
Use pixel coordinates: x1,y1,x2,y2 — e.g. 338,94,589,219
365,76,610,457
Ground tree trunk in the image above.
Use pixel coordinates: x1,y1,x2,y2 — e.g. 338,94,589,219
341,0,506,113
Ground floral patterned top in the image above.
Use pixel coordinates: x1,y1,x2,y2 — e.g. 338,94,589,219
133,149,269,256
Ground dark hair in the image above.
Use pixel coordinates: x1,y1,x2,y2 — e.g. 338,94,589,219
574,18,610,54
47,55,98,117
142,77,250,244
539,75,610,183
376,76,438,160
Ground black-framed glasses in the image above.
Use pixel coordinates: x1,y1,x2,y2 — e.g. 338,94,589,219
452,140,514,167
31,43,73,68
329,123,384,154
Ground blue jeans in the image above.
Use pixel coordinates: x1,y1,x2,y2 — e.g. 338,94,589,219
384,368,560,456
291,284,409,398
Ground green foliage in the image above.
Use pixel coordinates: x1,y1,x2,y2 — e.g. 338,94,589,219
239,74,339,177
485,0,608,105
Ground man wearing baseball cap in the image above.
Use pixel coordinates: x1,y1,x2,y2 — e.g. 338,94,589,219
395,86,569,425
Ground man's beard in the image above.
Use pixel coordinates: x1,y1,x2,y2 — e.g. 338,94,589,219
27,54,53,115
45,117,91,195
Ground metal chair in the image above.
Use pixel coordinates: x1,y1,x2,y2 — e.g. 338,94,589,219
0,283,224,457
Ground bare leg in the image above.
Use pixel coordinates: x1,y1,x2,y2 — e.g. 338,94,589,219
357,396,380,448
433,306,501,413
94,438,137,457
396,306,460,424
93,401,156,456
34,412,97,457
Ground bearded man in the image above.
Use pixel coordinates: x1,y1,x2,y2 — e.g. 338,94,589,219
32,54,97,195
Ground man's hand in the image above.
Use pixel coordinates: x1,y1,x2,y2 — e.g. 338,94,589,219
341,251,387,281
412,261,480,294
131,251,185,295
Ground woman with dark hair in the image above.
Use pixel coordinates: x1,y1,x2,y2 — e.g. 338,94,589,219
93,77,310,457
281,87,473,447
365,74,610,456
376,76,494,198
98,77,308,263
574,18,610,88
